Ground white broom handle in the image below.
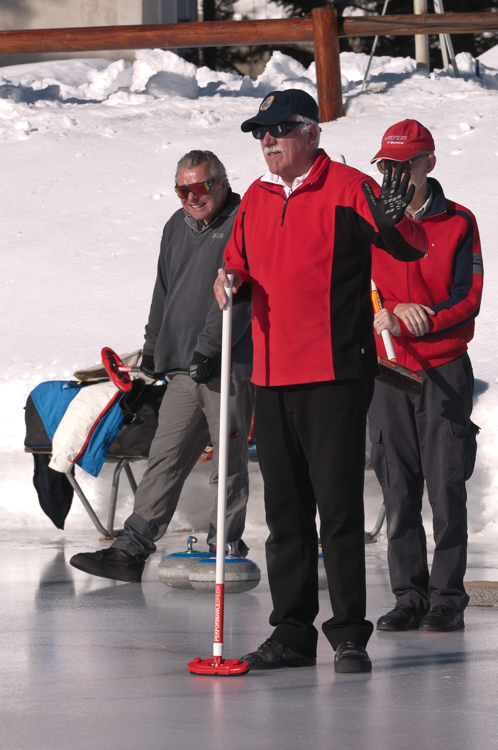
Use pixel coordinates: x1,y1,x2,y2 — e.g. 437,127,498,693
212,274,233,660
216,273,233,585
371,280,397,361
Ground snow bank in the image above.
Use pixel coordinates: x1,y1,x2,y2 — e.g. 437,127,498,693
2,45,498,542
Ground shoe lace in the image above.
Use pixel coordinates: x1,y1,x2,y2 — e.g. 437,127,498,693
429,605,453,615
260,638,277,651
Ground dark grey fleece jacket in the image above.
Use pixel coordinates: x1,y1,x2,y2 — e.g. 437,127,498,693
144,191,252,381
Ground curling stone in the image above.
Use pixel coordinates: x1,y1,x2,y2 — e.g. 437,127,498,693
158,535,214,589
318,553,328,590
248,438,258,462
189,543,261,594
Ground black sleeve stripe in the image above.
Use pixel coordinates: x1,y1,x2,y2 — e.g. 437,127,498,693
240,211,249,270
421,306,480,338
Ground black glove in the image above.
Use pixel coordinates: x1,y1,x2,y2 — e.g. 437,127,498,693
362,162,415,228
140,353,165,380
189,351,212,384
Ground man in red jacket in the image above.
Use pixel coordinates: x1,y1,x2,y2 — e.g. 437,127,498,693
369,119,482,633
214,91,428,673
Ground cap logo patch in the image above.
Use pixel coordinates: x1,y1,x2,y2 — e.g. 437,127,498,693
383,135,407,143
260,96,274,111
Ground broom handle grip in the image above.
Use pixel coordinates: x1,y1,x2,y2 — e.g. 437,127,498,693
371,280,397,362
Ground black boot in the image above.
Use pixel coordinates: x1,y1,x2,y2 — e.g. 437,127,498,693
377,604,427,632
240,639,316,670
419,605,464,632
334,642,372,673
70,548,147,583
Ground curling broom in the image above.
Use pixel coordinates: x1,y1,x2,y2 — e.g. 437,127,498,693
371,280,423,396
187,274,250,676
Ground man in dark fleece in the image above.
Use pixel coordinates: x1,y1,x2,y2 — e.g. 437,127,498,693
71,150,253,583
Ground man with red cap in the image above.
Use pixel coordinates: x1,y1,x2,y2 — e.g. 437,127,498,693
369,119,483,633
214,91,428,674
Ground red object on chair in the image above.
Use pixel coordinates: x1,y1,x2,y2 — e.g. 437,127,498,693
101,347,133,393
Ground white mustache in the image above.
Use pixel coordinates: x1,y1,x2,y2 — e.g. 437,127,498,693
264,145,284,155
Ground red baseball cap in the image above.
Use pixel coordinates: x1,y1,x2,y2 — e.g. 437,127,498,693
370,119,435,163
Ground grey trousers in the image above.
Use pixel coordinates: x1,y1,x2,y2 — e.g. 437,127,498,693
369,353,479,614
112,372,254,556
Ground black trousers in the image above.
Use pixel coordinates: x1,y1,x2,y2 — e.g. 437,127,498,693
254,378,375,656
369,353,478,614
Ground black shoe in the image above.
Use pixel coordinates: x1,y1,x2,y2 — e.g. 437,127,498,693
209,539,249,558
70,548,147,583
240,639,316,670
334,642,372,673
419,605,464,632
376,604,426,632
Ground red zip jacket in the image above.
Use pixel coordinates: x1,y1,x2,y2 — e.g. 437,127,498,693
224,151,428,386
371,178,483,372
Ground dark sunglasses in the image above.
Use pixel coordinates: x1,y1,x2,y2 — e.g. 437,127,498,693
252,121,303,140
175,177,215,199
377,152,428,175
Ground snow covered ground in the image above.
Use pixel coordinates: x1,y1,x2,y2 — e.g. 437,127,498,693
2,45,498,543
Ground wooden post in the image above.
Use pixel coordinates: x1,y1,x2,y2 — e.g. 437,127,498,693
312,7,344,123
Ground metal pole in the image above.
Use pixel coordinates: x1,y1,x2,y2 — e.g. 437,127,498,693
414,0,430,70
433,0,459,76
361,0,391,91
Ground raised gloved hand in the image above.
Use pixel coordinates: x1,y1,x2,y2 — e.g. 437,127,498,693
362,162,415,228
189,351,212,384
140,353,165,380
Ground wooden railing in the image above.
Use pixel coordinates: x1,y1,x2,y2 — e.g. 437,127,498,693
1,11,497,122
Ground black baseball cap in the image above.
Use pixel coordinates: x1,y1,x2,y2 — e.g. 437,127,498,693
241,89,319,132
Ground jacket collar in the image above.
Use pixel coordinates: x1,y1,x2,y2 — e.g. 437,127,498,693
183,190,240,233
257,149,331,193
422,178,447,219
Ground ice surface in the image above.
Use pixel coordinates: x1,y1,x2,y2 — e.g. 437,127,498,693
1,47,498,543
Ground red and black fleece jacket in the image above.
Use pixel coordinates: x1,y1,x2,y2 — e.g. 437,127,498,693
371,178,483,372
224,150,428,387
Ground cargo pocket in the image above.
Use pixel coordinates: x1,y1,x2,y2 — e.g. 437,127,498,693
464,421,480,480
447,420,480,483
368,423,390,489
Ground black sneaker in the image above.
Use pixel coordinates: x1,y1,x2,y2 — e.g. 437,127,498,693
240,639,316,670
334,642,372,673
377,604,427,632
419,605,464,632
70,548,147,583
209,539,249,558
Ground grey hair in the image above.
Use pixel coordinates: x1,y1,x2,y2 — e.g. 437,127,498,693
295,114,321,148
175,150,229,186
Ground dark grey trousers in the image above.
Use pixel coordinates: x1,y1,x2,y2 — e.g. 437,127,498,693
369,353,479,614
112,372,254,556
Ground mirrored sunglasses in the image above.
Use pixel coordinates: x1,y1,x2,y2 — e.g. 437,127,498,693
376,152,428,175
252,121,303,140
175,177,215,199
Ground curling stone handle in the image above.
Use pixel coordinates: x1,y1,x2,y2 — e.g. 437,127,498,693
187,535,198,554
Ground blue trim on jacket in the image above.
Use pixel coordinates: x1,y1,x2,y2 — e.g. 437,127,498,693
417,179,480,340
28,381,124,477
